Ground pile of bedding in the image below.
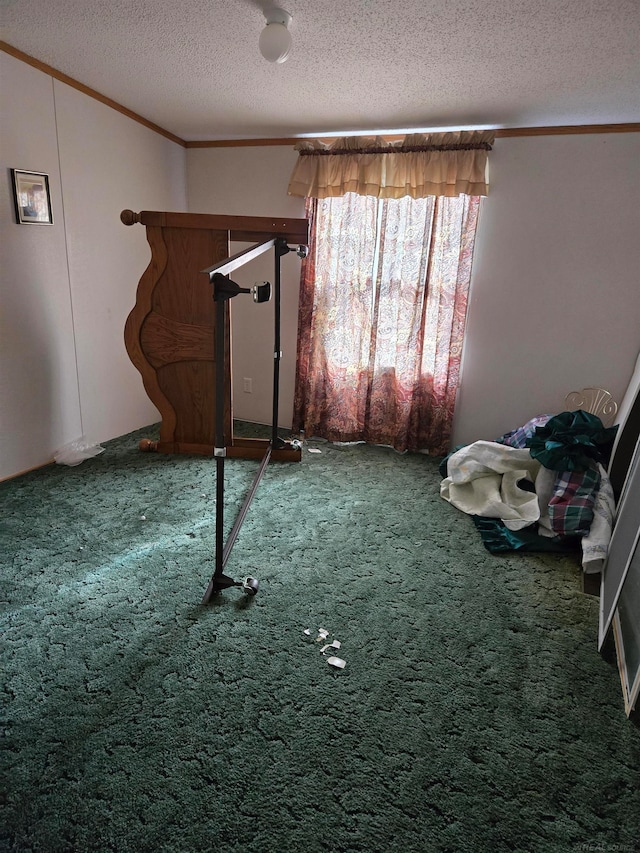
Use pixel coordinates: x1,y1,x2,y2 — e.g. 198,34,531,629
440,410,618,573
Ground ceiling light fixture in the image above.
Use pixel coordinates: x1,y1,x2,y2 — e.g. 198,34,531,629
259,8,292,64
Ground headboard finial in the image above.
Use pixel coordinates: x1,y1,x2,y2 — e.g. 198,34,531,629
120,209,140,226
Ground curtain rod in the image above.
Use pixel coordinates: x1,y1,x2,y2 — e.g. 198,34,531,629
298,142,494,155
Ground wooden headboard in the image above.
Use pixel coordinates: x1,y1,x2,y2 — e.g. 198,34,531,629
121,209,309,459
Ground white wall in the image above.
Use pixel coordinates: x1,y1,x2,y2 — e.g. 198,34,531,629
54,83,186,444
453,133,640,445
187,135,640,445
187,147,306,429
0,58,80,479
0,52,186,480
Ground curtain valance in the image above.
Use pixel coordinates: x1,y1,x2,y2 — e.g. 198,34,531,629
287,130,495,199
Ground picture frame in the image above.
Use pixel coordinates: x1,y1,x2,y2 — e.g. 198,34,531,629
11,169,53,225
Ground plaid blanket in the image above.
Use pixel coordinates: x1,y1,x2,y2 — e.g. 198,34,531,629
548,465,601,536
495,414,552,449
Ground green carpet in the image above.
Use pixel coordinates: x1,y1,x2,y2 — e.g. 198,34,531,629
1,423,639,853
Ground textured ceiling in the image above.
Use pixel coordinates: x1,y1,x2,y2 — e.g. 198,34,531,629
2,0,639,141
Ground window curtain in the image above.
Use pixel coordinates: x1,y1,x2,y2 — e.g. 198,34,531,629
288,130,494,200
293,192,481,455
290,131,491,456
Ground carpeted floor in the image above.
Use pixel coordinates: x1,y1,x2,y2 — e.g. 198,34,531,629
1,423,639,853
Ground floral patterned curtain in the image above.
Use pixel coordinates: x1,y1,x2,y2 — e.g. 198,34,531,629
293,192,481,455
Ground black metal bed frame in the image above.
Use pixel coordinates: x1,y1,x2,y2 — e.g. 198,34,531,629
201,236,306,603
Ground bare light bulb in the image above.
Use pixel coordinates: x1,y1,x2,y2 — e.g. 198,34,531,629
259,8,292,64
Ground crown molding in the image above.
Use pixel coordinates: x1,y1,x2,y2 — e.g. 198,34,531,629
1,41,186,146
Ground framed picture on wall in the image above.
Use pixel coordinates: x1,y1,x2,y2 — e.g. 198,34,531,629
10,169,53,225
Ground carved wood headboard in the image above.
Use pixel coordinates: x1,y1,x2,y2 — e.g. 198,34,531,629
121,209,309,458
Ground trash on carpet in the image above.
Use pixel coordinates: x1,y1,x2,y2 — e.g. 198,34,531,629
314,628,329,641
304,627,347,670
54,436,105,466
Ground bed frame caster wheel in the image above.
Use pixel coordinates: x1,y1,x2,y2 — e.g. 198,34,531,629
242,577,259,596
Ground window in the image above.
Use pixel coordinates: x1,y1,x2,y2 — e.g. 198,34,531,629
294,192,481,455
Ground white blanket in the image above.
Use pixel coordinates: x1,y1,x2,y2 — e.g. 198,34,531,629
440,441,542,531
581,463,616,574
